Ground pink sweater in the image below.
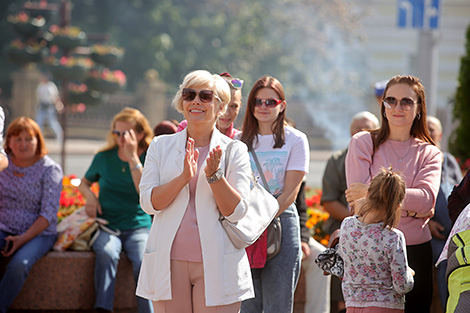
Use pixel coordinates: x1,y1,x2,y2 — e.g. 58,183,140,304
346,131,441,245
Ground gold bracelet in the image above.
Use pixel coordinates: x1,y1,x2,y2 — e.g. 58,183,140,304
131,163,143,171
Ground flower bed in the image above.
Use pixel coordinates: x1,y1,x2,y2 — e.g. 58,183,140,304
8,39,47,66
90,44,124,67
48,25,87,49
305,188,330,246
8,11,46,37
58,175,99,223
86,69,126,93
68,83,102,106
47,56,93,81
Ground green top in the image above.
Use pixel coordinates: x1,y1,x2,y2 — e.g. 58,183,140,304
85,147,151,231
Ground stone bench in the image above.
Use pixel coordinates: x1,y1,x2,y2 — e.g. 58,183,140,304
0,251,137,311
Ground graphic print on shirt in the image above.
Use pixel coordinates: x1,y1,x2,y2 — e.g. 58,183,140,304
251,150,288,195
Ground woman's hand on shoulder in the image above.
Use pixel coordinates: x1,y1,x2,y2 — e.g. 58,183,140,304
352,197,367,216
345,182,368,204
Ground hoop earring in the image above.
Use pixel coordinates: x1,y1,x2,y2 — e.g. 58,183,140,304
383,111,387,118
417,113,421,120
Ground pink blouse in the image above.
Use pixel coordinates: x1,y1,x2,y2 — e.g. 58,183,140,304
345,131,441,245
170,145,209,262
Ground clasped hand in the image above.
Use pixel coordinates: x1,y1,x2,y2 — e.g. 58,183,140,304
182,138,222,181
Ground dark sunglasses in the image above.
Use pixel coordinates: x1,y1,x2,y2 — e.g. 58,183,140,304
112,130,127,137
383,96,417,111
254,98,283,108
182,88,220,103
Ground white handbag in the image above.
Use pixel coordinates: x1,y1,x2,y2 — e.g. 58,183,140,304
219,141,280,249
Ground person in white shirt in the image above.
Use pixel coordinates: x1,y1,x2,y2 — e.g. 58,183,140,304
36,74,63,143
239,76,310,313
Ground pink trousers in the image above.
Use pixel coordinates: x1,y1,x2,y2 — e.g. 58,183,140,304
347,307,404,313
153,260,241,313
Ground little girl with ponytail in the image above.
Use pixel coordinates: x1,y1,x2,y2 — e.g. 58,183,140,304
339,167,415,313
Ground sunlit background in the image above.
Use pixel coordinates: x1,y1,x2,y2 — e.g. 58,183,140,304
1,0,469,152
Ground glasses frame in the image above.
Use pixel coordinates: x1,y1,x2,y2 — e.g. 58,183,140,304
254,98,283,108
182,88,221,103
112,130,128,137
382,96,417,111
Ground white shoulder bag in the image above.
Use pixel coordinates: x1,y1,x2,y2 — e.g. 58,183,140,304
219,141,280,249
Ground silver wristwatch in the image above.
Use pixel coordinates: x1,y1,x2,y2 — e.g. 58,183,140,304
206,168,223,184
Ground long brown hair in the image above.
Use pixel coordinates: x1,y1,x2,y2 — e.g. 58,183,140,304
240,76,286,149
371,75,435,152
101,107,153,152
5,117,47,157
360,167,406,229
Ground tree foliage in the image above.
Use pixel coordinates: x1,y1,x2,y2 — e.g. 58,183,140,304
449,23,470,167
1,0,366,144
1,0,362,94
67,0,362,95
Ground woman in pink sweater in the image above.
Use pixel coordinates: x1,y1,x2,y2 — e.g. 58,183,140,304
345,75,441,313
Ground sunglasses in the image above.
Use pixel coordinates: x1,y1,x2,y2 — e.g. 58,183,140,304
225,78,244,89
383,97,417,111
254,98,283,108
112,130,128,137
182,88,220,103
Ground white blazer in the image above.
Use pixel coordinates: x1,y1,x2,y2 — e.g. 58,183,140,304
136,128,254,306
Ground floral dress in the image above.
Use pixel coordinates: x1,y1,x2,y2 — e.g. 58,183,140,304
338,216,414,310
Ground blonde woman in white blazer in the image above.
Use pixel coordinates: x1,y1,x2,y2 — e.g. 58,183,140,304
136,70,254,313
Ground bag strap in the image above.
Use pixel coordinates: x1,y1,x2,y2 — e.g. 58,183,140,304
220,140,236,221
224,140,235,176
248,145,271,194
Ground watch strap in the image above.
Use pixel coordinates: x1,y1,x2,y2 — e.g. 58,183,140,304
206,168,223,184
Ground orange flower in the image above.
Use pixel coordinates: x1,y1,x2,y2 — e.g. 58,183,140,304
58,175,99,223
305,188,330,246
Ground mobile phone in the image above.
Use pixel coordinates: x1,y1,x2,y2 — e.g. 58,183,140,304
3,240,12,253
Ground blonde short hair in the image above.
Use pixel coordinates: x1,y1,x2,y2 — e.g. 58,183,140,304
172,70,231,115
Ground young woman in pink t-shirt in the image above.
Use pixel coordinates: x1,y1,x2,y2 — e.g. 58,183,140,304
345,75,441,313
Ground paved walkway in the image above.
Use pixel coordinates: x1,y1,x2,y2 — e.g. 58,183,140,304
46,138,332,188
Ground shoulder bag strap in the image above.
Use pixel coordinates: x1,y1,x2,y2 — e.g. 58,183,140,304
248,145,271,194
219,141,235,221
224,140,235,175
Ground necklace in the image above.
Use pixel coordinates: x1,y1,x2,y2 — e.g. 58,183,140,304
120,160,127,173
390,139,412,163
